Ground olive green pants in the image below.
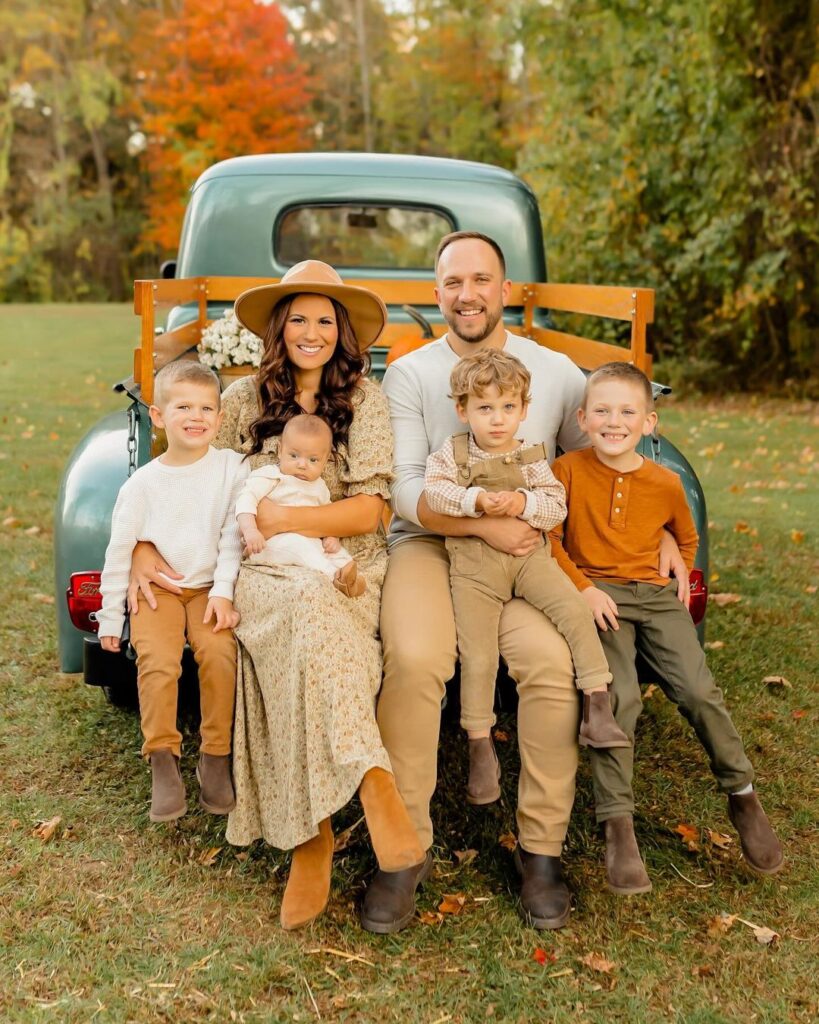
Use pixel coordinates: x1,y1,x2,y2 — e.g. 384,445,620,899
447,537,612,731
590,581,754,823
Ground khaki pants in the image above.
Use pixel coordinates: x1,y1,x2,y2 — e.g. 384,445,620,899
590,581,754,823
448,537,612,731
129,587,237,759
378,536,579,856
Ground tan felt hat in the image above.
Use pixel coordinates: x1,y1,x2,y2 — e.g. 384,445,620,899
234,260,387,351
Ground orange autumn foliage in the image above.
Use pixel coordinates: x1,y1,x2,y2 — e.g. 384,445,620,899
133,0,311,253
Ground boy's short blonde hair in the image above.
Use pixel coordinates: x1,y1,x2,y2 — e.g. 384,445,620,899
281,413,333,449
449,349,532,407
153,359,221,408
583,362,654,411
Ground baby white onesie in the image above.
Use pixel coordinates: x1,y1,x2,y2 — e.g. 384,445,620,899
235,465,353,577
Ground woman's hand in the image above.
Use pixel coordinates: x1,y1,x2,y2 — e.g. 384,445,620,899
658,529,690,608
203,597,240,632
255,496,293,538
127,541,183,613
256,493,383,539
582,587,619,631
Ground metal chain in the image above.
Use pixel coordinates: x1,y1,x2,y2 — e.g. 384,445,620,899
126,401,139,478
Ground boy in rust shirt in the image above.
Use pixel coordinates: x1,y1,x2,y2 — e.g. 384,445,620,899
550,362,783,894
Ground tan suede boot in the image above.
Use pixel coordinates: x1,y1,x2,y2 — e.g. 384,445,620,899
280,818,334,931
728,791,784,874
466,735,501,805
359,767,425,872
333,560,366,598
197,753,236,815
579,691,631,749
603,815,652,895
149,749,186,823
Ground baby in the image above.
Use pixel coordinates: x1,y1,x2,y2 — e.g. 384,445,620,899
236,413,365,598
424,348,629,806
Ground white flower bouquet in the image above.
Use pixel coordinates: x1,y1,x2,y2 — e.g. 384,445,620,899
197,309,263,370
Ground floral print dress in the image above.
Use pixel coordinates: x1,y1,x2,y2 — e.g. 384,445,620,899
214,375,393,850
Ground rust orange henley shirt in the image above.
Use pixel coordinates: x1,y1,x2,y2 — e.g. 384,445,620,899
549,447,700,592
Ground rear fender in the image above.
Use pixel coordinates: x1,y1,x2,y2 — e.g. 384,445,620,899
54,406,150,672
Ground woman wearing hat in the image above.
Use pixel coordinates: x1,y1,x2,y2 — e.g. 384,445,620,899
131,261,424,930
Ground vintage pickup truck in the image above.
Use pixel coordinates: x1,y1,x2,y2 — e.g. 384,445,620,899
55,152,708,703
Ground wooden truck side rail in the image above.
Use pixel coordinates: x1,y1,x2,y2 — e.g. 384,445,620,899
134,277,654,406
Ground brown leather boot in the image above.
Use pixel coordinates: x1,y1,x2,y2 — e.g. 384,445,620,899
333,560,366,598
360,852,434,934
728,791,784,874
149,749,186,823
603,815,652,894
359,768,425,872
466,735,501,805
280,818,334,930
513,847,571,929
579,691,631,749
196,753,236,814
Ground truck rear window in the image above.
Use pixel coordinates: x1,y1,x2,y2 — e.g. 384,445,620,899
275,204,454,270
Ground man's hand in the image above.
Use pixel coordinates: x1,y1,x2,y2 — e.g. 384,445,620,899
477,490,526,518
100,635,121,652
582,587,620,631
127,541,183,613
474,515,542,556
203,597,240,633
322,536,342,554
658,530,690,609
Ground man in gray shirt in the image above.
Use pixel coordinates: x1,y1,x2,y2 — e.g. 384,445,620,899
361,231,683,933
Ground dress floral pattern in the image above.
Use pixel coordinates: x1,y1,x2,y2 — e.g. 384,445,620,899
214,375,393,849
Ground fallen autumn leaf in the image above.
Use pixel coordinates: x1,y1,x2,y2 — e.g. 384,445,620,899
498,832,518,851
705,828,733,850
32,815,62,842
762,675,792,690
706,912,737,937
453,848,478,867
579,952,616,974
438,893,467,915
709,593,743,607
674,823,700,851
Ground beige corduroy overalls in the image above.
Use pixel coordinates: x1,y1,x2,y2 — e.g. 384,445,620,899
445,433,612,732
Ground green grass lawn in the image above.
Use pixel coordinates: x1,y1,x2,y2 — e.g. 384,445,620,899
0,304,816,1023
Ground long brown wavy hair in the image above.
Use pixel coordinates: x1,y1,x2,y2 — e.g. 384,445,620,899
248,293,370,455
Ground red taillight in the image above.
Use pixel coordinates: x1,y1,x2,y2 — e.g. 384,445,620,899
66,572,102,633
689,568,708,625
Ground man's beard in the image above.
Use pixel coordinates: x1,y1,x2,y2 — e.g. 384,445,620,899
445,305,504,344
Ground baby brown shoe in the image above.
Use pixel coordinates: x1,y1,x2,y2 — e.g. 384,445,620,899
466,735,501,805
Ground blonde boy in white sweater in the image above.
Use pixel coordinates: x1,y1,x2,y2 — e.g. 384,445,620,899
97,361,249,823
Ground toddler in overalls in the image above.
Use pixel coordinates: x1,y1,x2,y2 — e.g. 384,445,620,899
425,349,629,804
